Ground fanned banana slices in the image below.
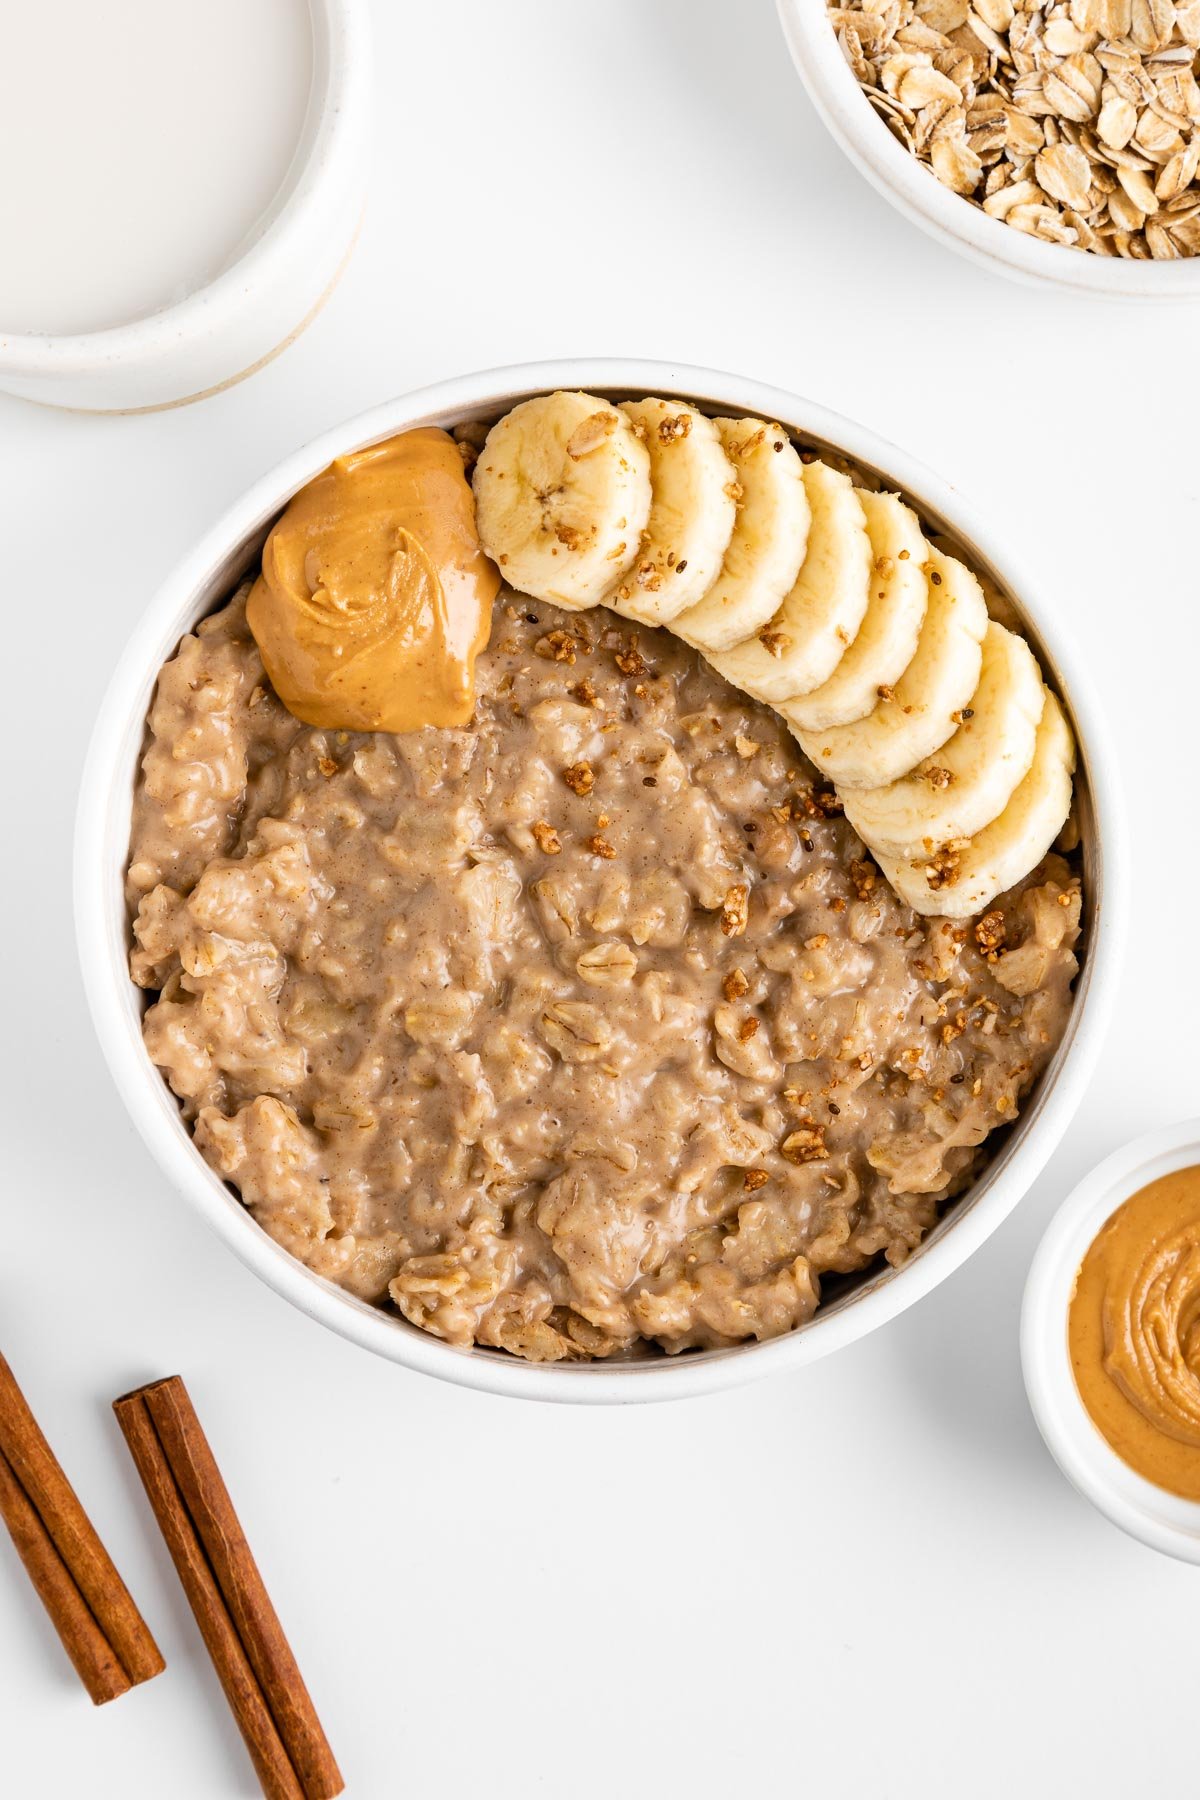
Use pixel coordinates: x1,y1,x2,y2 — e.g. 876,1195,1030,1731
472,391,1076,921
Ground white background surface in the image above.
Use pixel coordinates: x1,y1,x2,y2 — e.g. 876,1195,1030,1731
1,2,1194,1795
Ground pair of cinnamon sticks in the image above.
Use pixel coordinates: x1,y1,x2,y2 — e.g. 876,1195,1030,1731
0,1354,341,1800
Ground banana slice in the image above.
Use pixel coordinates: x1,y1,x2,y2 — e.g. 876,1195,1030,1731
605,399,737,625
707,460,872,704
782,490,928,732
671,419,809,653
795,545,988,789
876,691,1076,919
473,391,651,609
842,623,1046,858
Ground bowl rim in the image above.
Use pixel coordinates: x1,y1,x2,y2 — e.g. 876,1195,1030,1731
0,0,370,371
1021,1118,1200,1563
74,356,1128,1404
775,0,1200,299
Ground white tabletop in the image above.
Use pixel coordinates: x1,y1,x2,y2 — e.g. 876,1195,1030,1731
2,1,1193,1794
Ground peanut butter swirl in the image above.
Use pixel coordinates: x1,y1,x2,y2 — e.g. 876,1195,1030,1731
1069,1166,1200,1501
247,428,498,732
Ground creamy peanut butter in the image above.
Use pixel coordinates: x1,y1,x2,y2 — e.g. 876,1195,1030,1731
247,428,498,732
1069,1167,1200,1501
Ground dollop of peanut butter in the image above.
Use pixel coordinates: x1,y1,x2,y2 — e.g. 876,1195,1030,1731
1069,1165,1200,1501
247,428,498,732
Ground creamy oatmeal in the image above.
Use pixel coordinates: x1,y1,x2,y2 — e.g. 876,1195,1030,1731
127,584,1082,1361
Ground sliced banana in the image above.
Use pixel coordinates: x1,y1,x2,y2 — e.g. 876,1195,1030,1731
843,623,1046,858
470,390,1075,924
605,399,737,625
707,460,872,704
782,490,928,732
671,419,809,654
795,545,988,790
876,692,1076,920
473,391,651,609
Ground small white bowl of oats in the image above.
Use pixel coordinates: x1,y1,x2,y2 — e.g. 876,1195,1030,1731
778,0,1200,298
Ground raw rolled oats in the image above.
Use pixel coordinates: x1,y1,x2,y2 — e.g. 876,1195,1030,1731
827,0,1200,256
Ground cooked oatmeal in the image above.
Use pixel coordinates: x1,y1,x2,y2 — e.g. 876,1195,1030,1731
127,586,1082,1361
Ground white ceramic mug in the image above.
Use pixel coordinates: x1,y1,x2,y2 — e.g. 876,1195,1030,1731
0,0,371,412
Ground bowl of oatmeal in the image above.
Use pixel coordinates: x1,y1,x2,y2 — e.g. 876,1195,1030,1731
76,360,1124,1402
778,0,1200,298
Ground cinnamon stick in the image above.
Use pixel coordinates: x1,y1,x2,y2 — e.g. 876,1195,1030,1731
0,1351,164,1705
0,1445,129,1703
114,1377,342,1800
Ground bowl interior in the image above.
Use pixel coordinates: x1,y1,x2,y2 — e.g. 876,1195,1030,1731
84,366,1111,1399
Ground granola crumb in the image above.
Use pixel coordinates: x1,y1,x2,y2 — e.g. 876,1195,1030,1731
535,630,581,664
563,761,595,796
924,842,965,892
723,967,751,1001
849,858,877,901
781,1124,827,1165
975,910,1007,956
613,634,648,677
657,413,692,443
720,884,750,937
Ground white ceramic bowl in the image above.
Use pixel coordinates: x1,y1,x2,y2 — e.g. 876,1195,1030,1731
0,0,371,412
777,0,1200,300
76,358,1126,1403
1022,1121,1200,1563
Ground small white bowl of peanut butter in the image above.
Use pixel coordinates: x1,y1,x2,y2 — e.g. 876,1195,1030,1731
1023,1120,1200,1564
